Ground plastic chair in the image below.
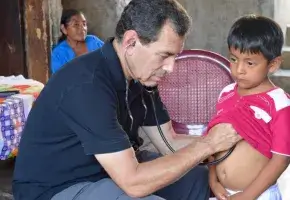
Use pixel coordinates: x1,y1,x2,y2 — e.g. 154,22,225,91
158,49,233,135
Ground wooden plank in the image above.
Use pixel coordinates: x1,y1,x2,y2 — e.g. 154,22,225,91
0,0,26,77
24,0,51,83
286,25,290,46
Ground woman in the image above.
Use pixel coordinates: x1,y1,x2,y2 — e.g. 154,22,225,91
51,9,104,73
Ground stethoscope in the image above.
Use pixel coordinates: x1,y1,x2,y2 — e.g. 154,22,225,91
124,42,235,166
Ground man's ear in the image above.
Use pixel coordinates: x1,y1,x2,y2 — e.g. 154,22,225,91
60,24,67,35
269,56,282,74
122,30,139,56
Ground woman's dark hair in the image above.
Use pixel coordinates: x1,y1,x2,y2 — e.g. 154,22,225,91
227,14,284,62
58,9,84,43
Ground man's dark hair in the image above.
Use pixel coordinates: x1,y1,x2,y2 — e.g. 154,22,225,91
227,14,284,62
115,0,191,44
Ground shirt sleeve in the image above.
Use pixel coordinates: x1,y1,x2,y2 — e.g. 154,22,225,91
57,81,131,155
91,35,104,49
142,87,170,126
271,106,290,156
51,50,66,74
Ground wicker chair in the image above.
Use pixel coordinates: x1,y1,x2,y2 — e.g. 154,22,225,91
158,49,233,135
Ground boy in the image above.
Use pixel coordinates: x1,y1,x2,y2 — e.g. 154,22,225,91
208,15,290,200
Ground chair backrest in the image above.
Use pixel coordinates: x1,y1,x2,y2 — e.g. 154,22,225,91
158,49,233,134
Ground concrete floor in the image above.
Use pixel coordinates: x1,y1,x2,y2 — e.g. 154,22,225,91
0,159,14,200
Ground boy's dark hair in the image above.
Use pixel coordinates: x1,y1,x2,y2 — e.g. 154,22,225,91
227,14,284,62
58,9,84,44
115,0,191,44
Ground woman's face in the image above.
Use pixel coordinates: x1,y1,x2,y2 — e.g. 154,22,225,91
62,14,87,42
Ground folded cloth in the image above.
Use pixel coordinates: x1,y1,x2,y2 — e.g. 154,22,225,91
12,94,35,119
0,96,25,160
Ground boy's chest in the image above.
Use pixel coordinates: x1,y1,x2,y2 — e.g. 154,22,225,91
217,92,274,124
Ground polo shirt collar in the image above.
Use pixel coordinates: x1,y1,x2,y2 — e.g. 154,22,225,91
100,37,126,91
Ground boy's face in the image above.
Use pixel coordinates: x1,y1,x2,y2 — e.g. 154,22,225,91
229,47,280,90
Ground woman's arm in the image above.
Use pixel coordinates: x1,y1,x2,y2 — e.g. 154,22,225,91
51,51,66,74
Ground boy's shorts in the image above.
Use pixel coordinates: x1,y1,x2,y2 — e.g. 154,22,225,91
210,184,282,200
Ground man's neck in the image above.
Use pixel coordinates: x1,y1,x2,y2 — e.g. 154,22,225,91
112,38,132,81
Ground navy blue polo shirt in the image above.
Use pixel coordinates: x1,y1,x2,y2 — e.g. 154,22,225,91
12,38,170,200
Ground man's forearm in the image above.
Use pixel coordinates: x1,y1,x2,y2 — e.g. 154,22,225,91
141,124,201,155
112,123,240,197
128,137,213,197
171,134,201,150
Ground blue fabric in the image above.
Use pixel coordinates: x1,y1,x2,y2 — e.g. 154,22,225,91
51,35,104,73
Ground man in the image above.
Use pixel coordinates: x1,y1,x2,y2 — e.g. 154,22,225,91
13,0,241,199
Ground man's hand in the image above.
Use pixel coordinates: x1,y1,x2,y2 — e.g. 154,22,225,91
205,123,242,153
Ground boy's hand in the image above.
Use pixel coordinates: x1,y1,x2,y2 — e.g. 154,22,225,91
210,180,229,200
228,192,253,200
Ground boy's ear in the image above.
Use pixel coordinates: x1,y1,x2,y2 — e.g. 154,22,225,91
269,56,282,74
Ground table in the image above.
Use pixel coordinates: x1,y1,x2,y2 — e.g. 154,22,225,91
0,76,43,160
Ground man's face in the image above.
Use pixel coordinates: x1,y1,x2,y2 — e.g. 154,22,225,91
125,22,185,87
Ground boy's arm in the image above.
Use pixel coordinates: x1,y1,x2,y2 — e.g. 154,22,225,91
238,93,290,199
241,154,290,199
209,156,218,183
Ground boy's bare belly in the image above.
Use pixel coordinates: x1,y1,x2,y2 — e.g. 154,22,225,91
215,140,269,191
